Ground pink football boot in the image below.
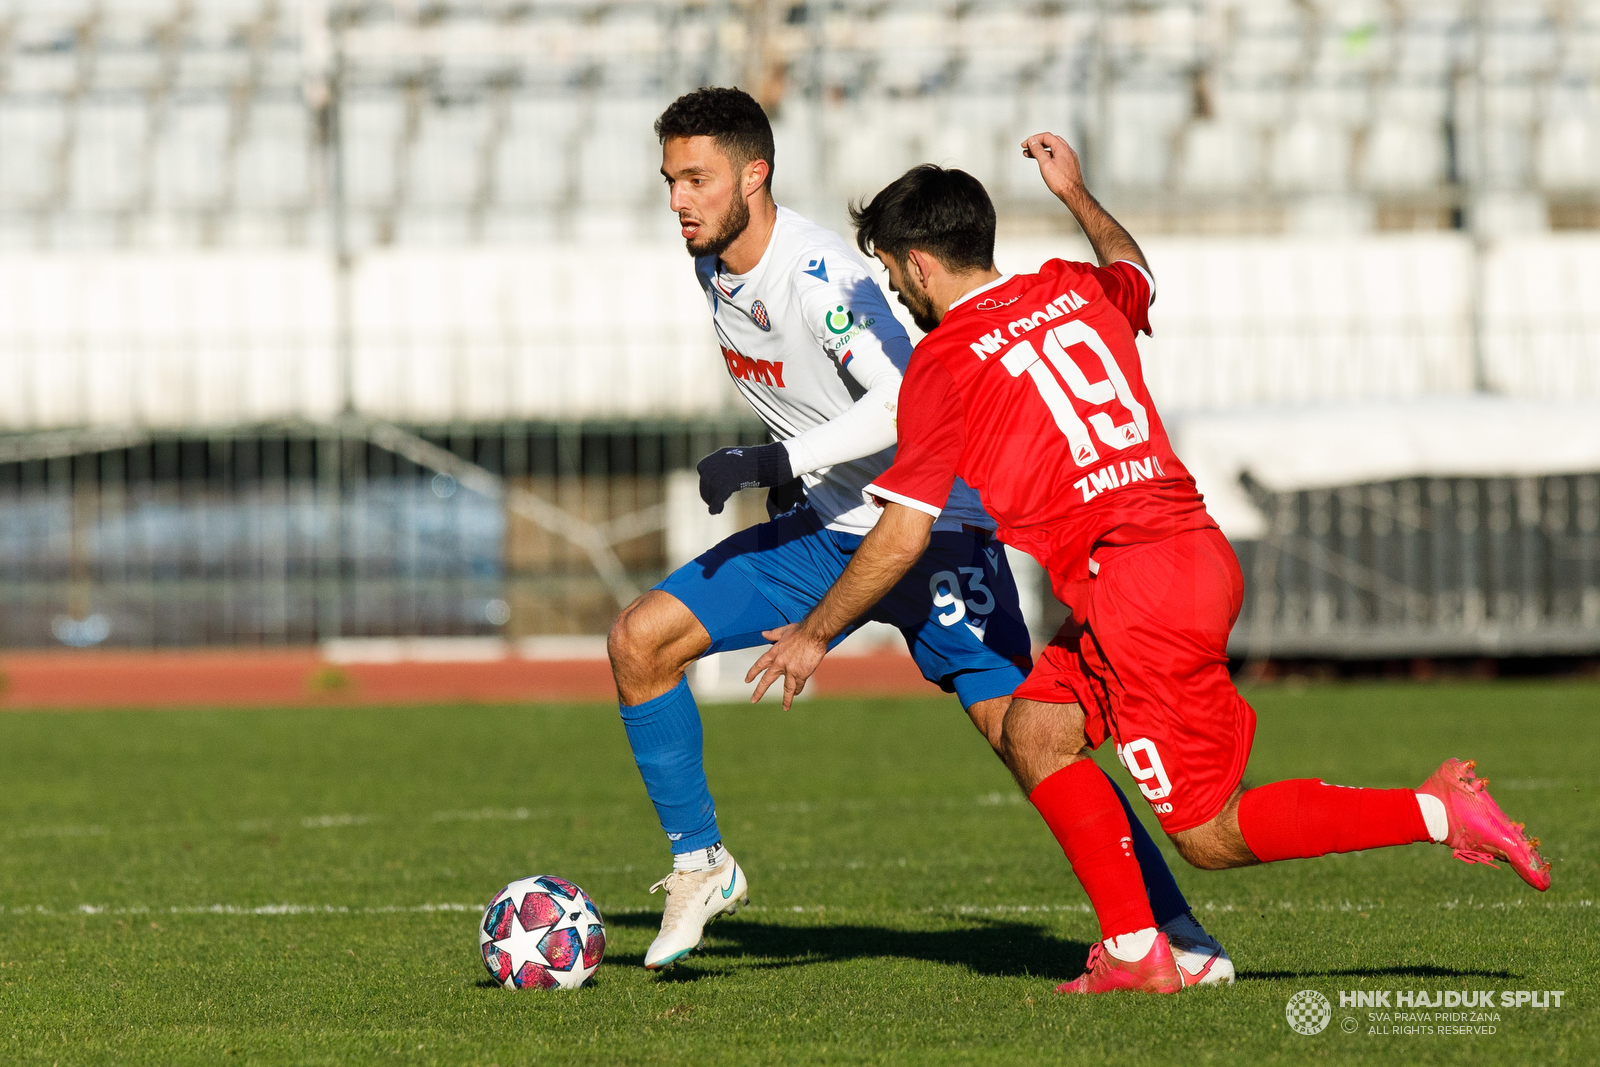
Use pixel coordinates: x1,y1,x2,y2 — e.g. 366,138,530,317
1418,758,1551,891
1056,932,1184,995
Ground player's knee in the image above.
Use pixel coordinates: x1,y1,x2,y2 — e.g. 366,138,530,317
966,696,1010,752
606,599,647,668
998,700,1087,769
608,594,671,671
608,591,707,680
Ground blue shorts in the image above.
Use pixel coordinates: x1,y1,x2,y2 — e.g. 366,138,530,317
656,505,1032,708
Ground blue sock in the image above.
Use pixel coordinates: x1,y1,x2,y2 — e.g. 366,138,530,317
1107,771,1191,926
619,677,721,854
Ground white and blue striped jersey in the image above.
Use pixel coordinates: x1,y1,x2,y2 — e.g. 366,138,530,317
695,206,992,536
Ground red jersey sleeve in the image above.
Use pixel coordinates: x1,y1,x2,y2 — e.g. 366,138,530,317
1046,258,1154,336
862,354,964,518
1088,259,1154,336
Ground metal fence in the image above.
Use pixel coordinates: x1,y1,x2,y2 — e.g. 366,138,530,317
10,418,1600,660
0,417,764,648
1233,473,1600,659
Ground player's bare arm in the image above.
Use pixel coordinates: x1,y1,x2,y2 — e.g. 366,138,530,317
1021,132,1148,274
745,502,934,709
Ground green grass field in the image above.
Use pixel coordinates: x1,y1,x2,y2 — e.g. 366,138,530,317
0,681,1593,1066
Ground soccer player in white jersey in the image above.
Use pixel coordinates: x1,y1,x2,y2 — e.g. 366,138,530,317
607,87,1230,980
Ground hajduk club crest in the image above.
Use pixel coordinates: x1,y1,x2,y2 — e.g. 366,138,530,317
750,300,771,331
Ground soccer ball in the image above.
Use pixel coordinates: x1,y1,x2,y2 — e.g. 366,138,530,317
479,875,605,990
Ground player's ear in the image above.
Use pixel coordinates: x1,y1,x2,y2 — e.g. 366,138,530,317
743,158,769,198
906,248,933,288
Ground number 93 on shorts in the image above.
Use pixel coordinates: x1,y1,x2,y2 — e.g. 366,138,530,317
862,527,1034,704
657,505,1032,709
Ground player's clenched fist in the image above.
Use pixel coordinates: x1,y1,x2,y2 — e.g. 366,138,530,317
695,443,793,515
1021,132,1086,202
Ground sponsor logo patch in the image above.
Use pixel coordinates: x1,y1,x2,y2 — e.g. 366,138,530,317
721,344,786,387
825,315,875,357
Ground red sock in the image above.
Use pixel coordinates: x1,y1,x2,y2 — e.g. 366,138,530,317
1029,761,1156,941
1237,779,1432,862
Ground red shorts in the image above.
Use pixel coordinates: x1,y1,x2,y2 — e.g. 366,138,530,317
1012,528,1257,834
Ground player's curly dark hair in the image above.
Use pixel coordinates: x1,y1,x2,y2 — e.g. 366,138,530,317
654,87,775,191
850,165,996,273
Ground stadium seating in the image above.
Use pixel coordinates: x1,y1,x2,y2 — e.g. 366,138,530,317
0,0,1592,429
0,0,1590,251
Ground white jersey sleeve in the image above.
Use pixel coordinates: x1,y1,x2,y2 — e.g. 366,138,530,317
780,260,909,476
699,206,995,535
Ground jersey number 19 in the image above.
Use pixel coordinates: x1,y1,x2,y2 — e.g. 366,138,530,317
999,320,1149,468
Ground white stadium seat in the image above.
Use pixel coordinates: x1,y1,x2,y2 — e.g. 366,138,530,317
0,102,66,206
1268,117,1351,193
343,96,407,211
495,99,583,211
575,99,662,209
69,101,148,212
1178,120,1261,193
1537,114,1600,190
1362,118,1447,191
407,103,493,212
151,100,230,211
1104,86,1187,189
234,102,313,211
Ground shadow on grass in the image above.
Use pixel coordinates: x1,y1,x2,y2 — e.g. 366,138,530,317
1239,965,1517,982
605,911,1092,982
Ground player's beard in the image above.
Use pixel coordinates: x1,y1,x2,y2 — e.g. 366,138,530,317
897,272,941,334
685,193,750,260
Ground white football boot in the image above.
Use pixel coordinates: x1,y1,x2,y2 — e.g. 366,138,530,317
643,856,750,970
1159,911,1235,987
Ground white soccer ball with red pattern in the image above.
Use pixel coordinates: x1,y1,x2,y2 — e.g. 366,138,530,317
479,875,605,990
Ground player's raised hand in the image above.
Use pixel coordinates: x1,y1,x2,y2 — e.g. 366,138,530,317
1021,132,1086,202
745,622,827,711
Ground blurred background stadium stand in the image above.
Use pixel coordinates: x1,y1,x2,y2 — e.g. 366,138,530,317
1,0,1598,680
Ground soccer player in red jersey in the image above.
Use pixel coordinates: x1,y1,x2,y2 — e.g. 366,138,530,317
749,133,1552,995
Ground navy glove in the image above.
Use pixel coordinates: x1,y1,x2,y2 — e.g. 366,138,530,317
696,443,793,515
766,476,807,519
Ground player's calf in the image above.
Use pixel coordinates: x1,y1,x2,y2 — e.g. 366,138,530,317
1167,790,1260,871
1168,762,1551,892
983,695,1238,986
1172,778,1434,870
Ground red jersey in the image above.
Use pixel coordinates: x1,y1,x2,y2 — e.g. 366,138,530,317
864,259,1216,580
